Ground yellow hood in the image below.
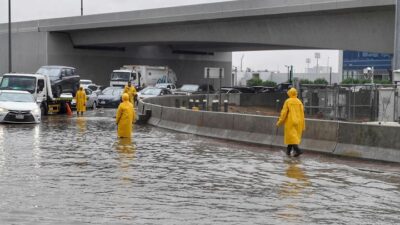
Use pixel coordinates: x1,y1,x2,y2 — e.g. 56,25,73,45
287,88,298,98
122,93,130,102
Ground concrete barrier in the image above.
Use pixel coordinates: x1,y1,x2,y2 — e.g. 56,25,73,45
334,122,400,163
142,96,400,163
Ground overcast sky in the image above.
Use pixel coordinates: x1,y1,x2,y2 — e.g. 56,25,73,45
0,0,339,72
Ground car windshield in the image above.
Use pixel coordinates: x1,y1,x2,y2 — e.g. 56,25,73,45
180,85,199,92
102,88,123,96
0,92,35,103
141,88,162,96
0,76,37,94
111,72,130,81
88,85,98,91
80,80,92,85
36,67,61,81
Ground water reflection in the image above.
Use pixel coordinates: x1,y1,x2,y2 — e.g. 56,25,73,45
76,117,87,134
0,126,4,172
277,159,311,222
115,138,136,183
32,125,41,168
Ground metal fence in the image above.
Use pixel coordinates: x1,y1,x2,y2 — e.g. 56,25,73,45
299,84,400,122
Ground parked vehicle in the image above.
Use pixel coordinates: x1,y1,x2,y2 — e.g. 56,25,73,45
71,88,98,109
231,86,256,93
36,65,80,98
174,84,215,95
97,87,124,108
0,90,41,123
155,83,177,92
0,73,73,115
86,84,103,95
274,82,293,93
110,65,177,89
138,87,172,100
80,79,93,88
217,87,242,94
260,86,275,93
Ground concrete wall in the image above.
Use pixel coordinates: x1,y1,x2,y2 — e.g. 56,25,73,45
47,33,232,86
139,95,400,163
0,30,47,75
1,30,232,87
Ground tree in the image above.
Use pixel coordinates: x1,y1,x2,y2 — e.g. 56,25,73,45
341,78,369,84
262,80,277,87
247,78,263,87
314,78,329,85
299,79,313,85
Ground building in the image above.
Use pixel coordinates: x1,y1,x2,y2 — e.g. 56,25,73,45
342,51,393,81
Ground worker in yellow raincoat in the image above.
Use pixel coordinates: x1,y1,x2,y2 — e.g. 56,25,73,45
276,88,305,157
123,81,137,106
75,87,87,116
116,93,135,138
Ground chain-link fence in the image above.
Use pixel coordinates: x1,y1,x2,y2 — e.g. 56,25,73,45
300,84,400,122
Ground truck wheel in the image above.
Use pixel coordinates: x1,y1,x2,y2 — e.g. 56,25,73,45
40,103,48,116
59,102,67,114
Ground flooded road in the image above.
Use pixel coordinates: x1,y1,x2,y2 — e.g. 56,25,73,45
0,109,399,225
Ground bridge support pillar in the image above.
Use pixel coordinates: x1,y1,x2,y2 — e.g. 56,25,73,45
394,0,400,71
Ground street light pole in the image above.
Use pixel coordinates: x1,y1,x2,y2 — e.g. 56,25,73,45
240,54,245,72
81,0,83,16
8,0,12,73
285,65,290,82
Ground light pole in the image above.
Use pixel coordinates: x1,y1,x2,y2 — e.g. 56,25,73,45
285,65,290,82
240,54,245,72
315,52,321,74
81,0,83,16
8,0,12,73
306,58,311,73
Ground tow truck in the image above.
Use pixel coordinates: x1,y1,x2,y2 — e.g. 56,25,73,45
0,73,75,115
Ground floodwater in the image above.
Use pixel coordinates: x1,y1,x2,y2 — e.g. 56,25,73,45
0,109,399,225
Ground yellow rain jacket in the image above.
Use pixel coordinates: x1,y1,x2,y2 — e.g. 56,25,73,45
116,93,135,138
276,88,305,145
123,85,137,105
75,89,87,112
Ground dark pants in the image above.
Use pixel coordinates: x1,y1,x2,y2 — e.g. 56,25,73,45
286,145,303,156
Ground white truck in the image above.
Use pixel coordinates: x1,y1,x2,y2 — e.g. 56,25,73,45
110,65,177,89
0,73,73,115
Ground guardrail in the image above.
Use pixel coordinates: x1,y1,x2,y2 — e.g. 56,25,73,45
138,95,400,163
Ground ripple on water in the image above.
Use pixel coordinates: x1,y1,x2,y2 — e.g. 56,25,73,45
0,109,399,225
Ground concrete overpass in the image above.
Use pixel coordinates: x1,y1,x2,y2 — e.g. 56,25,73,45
0,0,397,86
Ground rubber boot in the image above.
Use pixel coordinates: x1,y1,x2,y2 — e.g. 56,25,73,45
293,145,303,157
286,145,292,156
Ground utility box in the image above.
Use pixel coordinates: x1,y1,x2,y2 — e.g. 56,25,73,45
393,70,400,83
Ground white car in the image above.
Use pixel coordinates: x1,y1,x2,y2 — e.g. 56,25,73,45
138,87,172,100
80,79,93,88
155,83,177,92
0,90,41,124
71,88,98,109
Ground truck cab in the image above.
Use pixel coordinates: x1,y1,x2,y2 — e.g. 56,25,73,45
110,70,138,87
0,73,72,115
